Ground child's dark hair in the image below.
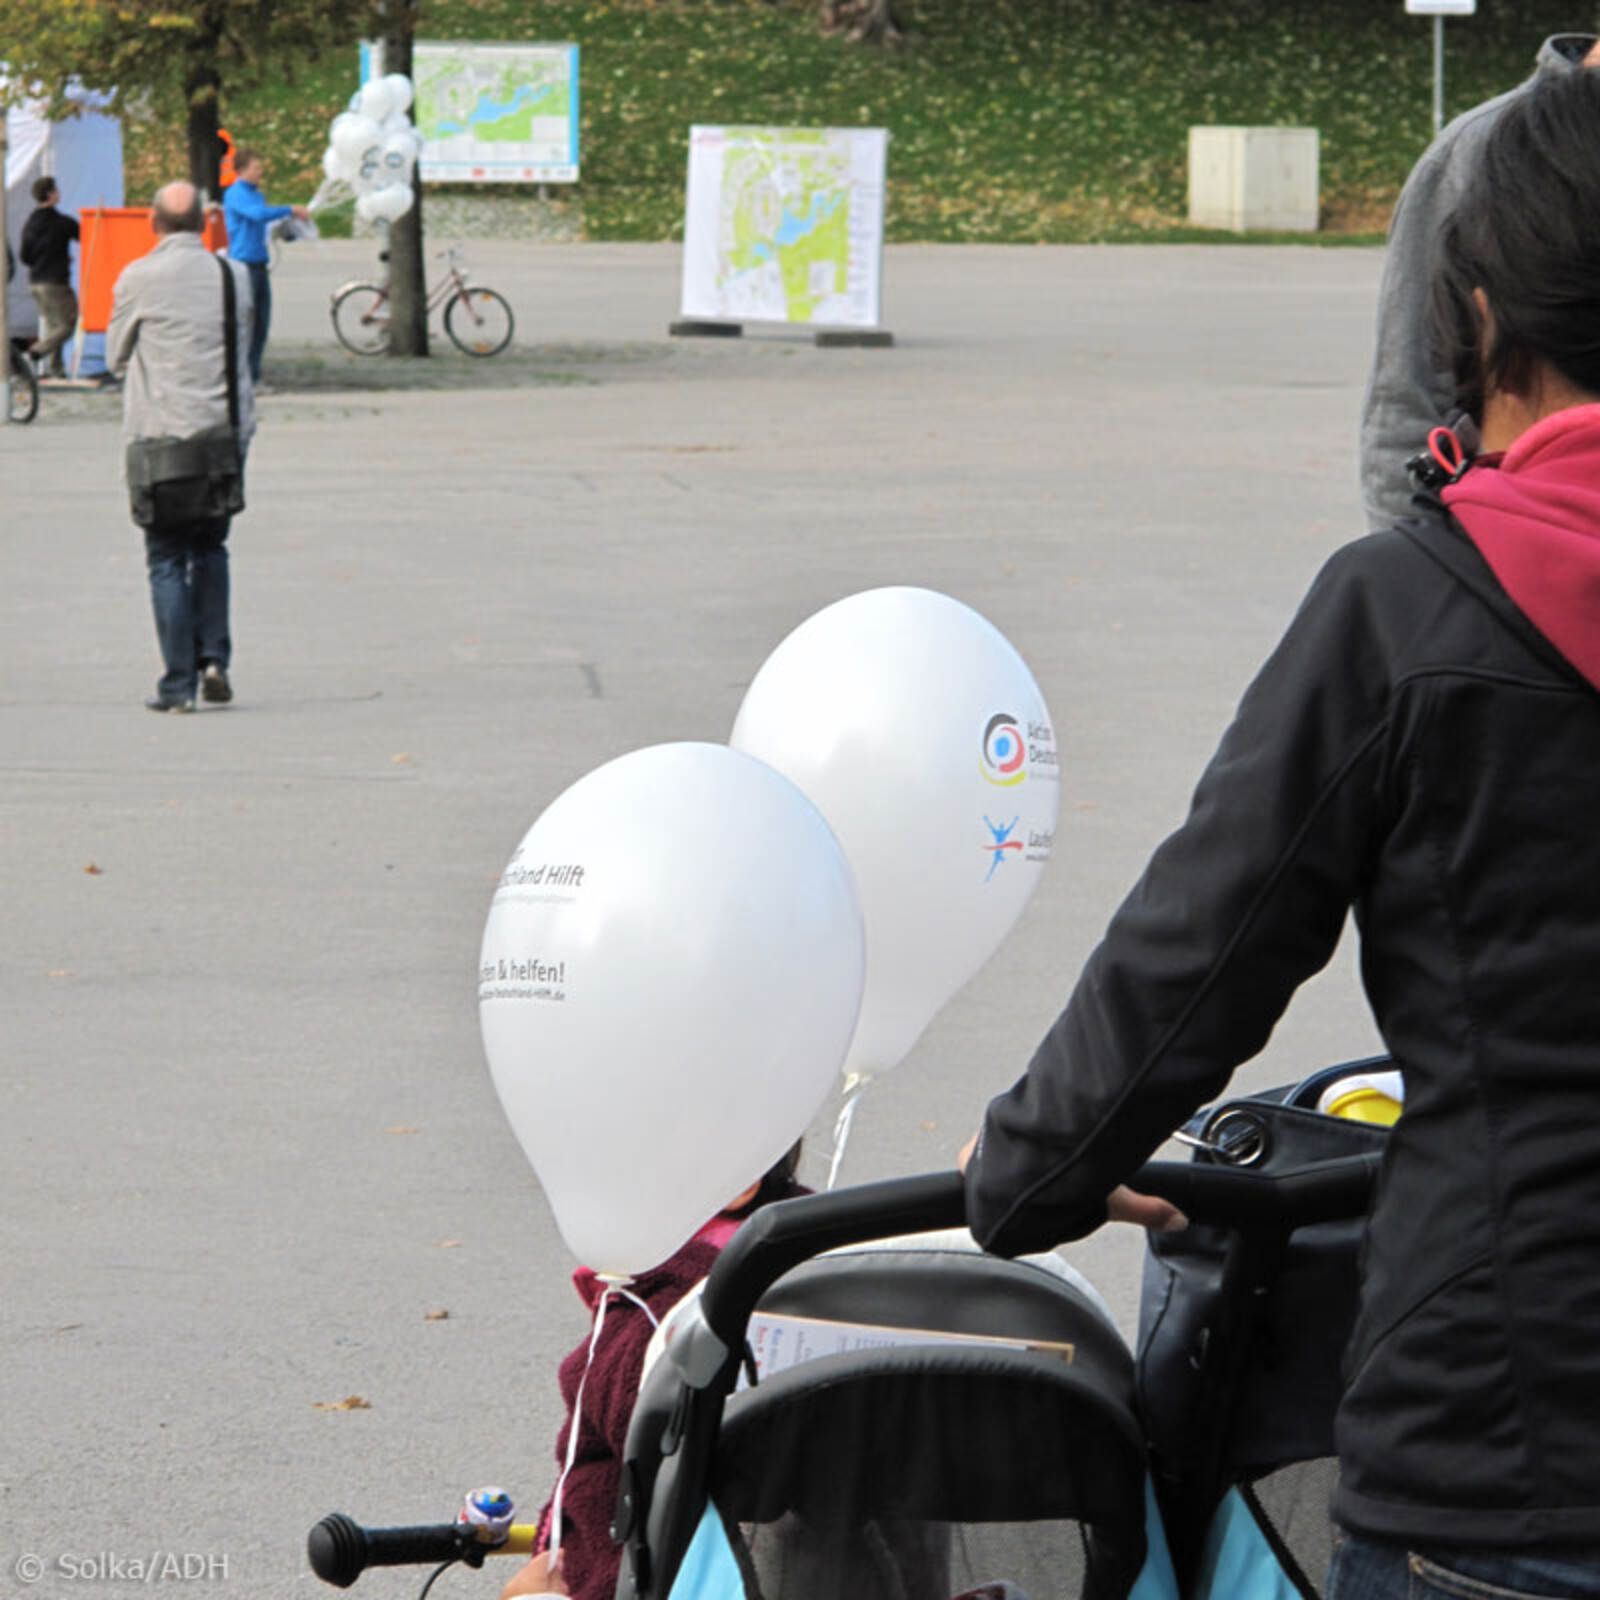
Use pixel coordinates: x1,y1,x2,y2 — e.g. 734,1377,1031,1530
1428,68,1600,421
730,1139,806,1218
32,175,57,204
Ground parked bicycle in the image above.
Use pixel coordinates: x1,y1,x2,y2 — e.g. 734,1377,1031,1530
330,247,514,358
6,338,40,425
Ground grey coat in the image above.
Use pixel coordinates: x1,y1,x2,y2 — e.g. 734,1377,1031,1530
107,232,256,448
1357,35,1595,530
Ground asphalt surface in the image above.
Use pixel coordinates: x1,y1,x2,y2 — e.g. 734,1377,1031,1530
1,239,1388,1597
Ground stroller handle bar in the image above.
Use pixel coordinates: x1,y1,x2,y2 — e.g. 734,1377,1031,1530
699,1154,1380,1354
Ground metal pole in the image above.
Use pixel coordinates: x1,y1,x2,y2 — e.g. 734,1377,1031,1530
1433,14,1445,137
1,110,12,425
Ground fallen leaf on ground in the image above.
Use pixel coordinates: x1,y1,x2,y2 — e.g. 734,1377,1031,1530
47,970,71,978
424,1309,450,1321
313,1395,371,1412
920,1120,938,1132
437,1239,462,1249
391,753,412,765
385,1125,419,1135
84,863,104,875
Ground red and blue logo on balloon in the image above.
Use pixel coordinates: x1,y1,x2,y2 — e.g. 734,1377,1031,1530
983,815,1024,881
981,713,1028,787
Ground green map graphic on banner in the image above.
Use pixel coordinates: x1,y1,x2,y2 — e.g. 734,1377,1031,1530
680,126,887,328
412,42,579,183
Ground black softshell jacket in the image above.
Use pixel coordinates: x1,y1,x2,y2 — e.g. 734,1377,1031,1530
965,501,1600,1547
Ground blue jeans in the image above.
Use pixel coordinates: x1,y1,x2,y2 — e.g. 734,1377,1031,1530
145,519,231,703
246,260,270,384
1328,1529,1600,1600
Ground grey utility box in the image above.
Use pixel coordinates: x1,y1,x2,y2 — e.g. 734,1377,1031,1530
1187,126,1320,232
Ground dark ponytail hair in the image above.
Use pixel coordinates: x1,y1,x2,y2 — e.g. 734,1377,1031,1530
1428,67,1600,420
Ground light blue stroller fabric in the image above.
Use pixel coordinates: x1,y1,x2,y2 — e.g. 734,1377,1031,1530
664,1504,743,1600
1191,1487,1307,1600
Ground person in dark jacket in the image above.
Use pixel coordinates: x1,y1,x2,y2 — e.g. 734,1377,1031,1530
963,69,1600,1600
19,175,80,378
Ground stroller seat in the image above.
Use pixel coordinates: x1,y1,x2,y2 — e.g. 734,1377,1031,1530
622,1224,1159,1600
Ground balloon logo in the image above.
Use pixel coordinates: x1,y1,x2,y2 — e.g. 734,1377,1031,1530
732,588,1059,1083
981,713,1028,786
479,744,865,1278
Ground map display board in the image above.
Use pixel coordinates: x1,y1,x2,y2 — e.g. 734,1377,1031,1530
412,42,579,183
679,126,887,328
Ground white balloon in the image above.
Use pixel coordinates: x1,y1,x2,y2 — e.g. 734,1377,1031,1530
321,147,342,183
479,743,865,1278
381,131,418,176
358,77,398,123
383,73,415,114
355,182,414,223
731,588,1060,1080
331,114,381,165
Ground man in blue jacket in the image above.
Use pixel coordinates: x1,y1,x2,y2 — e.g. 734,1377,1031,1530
222,149,309,383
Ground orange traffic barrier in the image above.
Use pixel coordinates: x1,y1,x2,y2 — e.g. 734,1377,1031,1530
78,206,229,333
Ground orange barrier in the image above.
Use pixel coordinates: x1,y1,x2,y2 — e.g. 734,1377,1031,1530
78,207,229,333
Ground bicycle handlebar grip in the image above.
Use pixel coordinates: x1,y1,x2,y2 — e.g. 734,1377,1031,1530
307,1514,465,1588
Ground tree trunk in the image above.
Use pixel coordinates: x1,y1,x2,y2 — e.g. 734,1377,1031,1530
380,2,428,358
820,0,904,44
183,40,224,200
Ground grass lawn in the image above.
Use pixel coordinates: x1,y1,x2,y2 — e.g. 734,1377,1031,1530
121,0,1583,242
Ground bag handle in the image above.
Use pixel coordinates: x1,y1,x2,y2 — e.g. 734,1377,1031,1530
218,254,240,433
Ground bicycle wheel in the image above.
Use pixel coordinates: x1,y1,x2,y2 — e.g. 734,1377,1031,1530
444,287,514,357
331,283,391,356
6,352,39,424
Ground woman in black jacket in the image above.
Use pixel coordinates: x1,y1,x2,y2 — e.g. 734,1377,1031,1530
963,68,1600,1600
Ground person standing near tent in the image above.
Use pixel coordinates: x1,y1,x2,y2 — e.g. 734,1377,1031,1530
221,149,308,383
19,175,79,379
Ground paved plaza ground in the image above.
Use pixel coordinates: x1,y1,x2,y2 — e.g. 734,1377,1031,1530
2,240,1389,1595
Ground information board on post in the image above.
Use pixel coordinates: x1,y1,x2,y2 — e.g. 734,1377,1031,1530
410,41,580,183
679,126,887,329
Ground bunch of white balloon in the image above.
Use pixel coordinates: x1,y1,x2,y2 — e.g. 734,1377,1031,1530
478,589,1062,1278
317,73,424,225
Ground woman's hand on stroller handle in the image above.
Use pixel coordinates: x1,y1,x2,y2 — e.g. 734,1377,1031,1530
958,1129,1191,1236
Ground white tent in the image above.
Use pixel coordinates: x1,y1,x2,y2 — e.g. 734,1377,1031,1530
4,83,122,367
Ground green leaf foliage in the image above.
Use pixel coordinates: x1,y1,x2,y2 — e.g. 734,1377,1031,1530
28,0,1587,241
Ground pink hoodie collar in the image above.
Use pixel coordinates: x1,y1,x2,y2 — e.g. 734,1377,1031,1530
1441,402,1600,690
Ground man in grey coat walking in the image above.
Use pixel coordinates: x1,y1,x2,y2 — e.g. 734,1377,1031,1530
1359,34,1599,530
108,182,256,713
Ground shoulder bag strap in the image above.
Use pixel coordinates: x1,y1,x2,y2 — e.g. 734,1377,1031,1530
218,254,240,433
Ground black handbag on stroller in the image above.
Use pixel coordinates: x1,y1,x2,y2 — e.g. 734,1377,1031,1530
1136,1060,1392,1599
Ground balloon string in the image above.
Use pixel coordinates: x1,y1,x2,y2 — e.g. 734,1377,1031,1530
826,1086,865,1191
545,1279,658,1568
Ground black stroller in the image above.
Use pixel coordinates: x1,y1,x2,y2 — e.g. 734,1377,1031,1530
309,1061,1388,1600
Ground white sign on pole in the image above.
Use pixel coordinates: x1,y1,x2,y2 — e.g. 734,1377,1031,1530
411,42,580,183
1405,2,1475,15
679,126,887,329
